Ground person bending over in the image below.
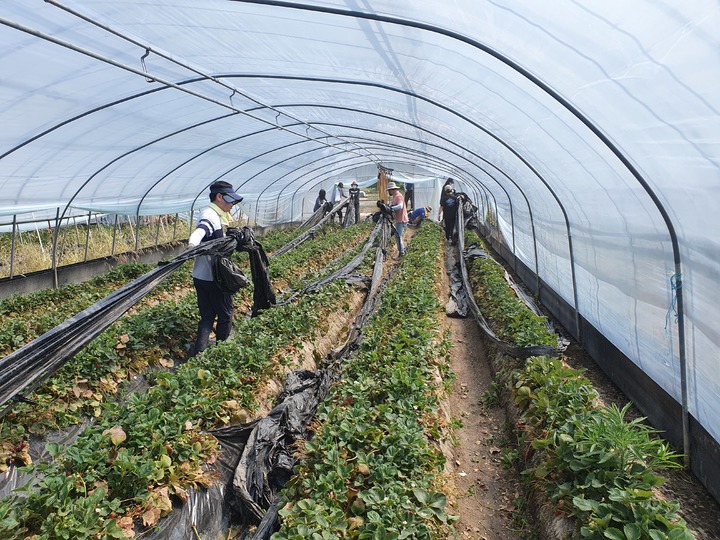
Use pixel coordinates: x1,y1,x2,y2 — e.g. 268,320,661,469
409,205,432,227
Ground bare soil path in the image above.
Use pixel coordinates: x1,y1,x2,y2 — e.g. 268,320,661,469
437,241,720,540
438,246,523,540
443,313,523,540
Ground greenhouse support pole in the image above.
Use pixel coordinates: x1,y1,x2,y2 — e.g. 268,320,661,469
51,208,60,289
154,215,161,247
72,216,79,247
111,214,118,255
676,273,690,465
83,210,91,262
134,209,141,252
127,216,136,250
9,214,17,279
172,213,178,240
33,213,45,253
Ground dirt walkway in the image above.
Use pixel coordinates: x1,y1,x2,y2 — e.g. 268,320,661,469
439,246,523,539
438,241,720,540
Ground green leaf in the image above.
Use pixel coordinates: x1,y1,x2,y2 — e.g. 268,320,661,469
573,496,598,512
428,492,447,509
417,508,433,519
668,528,694,540
624,523,641,540
604,527,625,540
413,488,428,504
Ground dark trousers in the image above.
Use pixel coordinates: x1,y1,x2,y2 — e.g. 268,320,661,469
443,208,458,243
193,278,234,353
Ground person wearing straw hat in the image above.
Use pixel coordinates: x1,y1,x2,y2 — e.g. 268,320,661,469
332,182,347,222
386,182,409,256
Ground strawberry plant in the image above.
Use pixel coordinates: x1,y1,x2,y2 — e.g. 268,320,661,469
0,224,377,538
508,356,694,538
532,404,689,539
275,224,457,538
465,236,556,347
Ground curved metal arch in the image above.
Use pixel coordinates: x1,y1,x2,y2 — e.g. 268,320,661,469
283,136,498,230
139,126,339,246
292,141,476,200
322,138,498,218
296,140,498,229
246,135,483,227
135,109,505,233
0,84,172,162
270,112,533,279
48,111,232,274
21,69,555,284
304,132,500,233
133,123,306,220
292,160,491,227
41,0,386,166
187,134,330,225
250,146,480,225
191,100,528,252
307,123,516,241
249,142,473,221
163,106,509,243
228,0,689,458
0,16,380,169
279,153,480,223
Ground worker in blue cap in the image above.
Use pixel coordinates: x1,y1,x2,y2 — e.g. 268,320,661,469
187,181,243,354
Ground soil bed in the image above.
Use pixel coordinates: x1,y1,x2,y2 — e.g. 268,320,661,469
439,241,720,539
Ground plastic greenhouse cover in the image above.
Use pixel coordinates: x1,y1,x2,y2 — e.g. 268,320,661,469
1,0,719,482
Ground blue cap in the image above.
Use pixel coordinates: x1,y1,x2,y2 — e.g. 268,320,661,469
210,181,243,203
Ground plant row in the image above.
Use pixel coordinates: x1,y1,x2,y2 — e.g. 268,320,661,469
509,356,694,539
274,223,457,539
0,225,306,355
464,229,556,348
0,224,369,470
463,231,695,539
0,223,377,539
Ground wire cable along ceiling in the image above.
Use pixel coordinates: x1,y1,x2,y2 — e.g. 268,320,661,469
1,0,719,500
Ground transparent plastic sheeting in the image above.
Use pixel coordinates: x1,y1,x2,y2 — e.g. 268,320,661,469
0,1,719,449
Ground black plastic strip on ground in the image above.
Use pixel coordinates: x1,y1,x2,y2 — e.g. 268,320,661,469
455,197,566,359
0,237,236,416
214,215,398,538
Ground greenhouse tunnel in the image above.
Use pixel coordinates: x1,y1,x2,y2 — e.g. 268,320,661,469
1,0,719,506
